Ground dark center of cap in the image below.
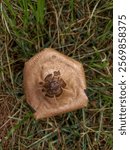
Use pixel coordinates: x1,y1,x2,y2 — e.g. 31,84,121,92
46,80,62,97
49,81,60,91
43,71,66,98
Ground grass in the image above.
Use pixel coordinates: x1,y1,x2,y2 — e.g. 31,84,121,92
0,0,112,149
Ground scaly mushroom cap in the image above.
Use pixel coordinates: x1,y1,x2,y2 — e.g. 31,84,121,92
23,48,88,119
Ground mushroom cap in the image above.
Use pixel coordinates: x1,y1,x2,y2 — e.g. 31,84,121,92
23,48,88,119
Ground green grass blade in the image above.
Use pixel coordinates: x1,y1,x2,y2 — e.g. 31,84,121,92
69,0,74,21
36,0,45,24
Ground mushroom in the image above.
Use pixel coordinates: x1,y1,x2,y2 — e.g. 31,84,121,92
23,48,88,119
